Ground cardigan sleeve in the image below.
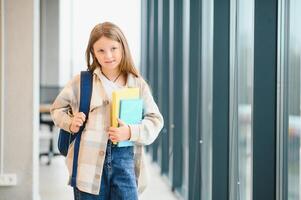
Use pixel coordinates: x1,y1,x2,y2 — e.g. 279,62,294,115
50,75,80,133
128,78,164,145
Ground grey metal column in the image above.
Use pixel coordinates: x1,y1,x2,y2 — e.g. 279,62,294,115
253,0,278,199
201,0,214,199
141,0,151,153
181,0,190,198
168,0,175,187
276,0,289,199
149,0,159,162
146,0,152,84
141,0,148,77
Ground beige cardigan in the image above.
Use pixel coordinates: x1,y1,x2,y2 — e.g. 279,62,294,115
50,67,164,195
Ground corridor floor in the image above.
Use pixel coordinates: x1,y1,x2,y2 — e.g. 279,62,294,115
39,150,179,200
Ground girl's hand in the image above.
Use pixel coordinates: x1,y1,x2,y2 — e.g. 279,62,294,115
69,112,86,133
108,119,131,143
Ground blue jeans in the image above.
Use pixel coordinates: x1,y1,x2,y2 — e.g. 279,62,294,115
73,140,138,200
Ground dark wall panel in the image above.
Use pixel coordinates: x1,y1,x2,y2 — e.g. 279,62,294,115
157,0,170,175
253,0,278,199
212,0,230,199
188,0,202,199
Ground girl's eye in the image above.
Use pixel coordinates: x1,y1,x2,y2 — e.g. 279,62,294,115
98,49,104,53
111,47,117,51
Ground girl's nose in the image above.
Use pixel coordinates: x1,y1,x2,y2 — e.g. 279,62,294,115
104,51,113,59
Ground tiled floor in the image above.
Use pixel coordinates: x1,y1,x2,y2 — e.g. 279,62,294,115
39,128,179,200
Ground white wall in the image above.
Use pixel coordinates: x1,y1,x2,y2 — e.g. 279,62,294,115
0,0,40,199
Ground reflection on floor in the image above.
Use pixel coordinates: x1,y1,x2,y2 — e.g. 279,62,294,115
39,145,179,200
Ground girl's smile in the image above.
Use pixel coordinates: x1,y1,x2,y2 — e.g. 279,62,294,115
104,60,116,64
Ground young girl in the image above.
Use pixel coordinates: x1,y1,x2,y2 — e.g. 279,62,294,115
50,22,164,200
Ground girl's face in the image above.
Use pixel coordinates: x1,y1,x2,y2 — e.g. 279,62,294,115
93,36,122,71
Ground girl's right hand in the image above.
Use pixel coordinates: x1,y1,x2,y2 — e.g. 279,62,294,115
69,112,86,133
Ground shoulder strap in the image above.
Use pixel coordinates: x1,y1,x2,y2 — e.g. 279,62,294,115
79,71,93,126
71,71,93,187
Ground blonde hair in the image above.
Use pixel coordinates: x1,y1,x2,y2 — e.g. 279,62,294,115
85,22,139,77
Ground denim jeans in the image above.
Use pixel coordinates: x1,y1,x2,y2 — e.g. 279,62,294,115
73,140,138,200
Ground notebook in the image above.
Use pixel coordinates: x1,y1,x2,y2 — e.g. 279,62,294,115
117,99,143,147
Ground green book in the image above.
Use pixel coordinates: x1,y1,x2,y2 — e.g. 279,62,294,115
117,99,143,147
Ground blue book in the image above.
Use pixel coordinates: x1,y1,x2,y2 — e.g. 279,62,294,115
117,99,143,147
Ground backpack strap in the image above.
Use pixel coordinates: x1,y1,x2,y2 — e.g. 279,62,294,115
70,71,93,187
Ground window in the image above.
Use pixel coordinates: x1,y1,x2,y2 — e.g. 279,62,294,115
278,0,301,199
287,0,301,198
229,0,254,199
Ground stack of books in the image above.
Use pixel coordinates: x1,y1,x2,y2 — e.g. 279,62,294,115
112,88,143,147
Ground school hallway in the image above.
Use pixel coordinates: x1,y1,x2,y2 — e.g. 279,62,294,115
1,0,301,200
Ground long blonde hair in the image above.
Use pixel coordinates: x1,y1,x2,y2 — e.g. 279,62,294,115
85,22,139,77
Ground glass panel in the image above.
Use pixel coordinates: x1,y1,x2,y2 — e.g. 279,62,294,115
287,0,301,199
236,0,254,200
201,0,213,199
229,0,254,199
